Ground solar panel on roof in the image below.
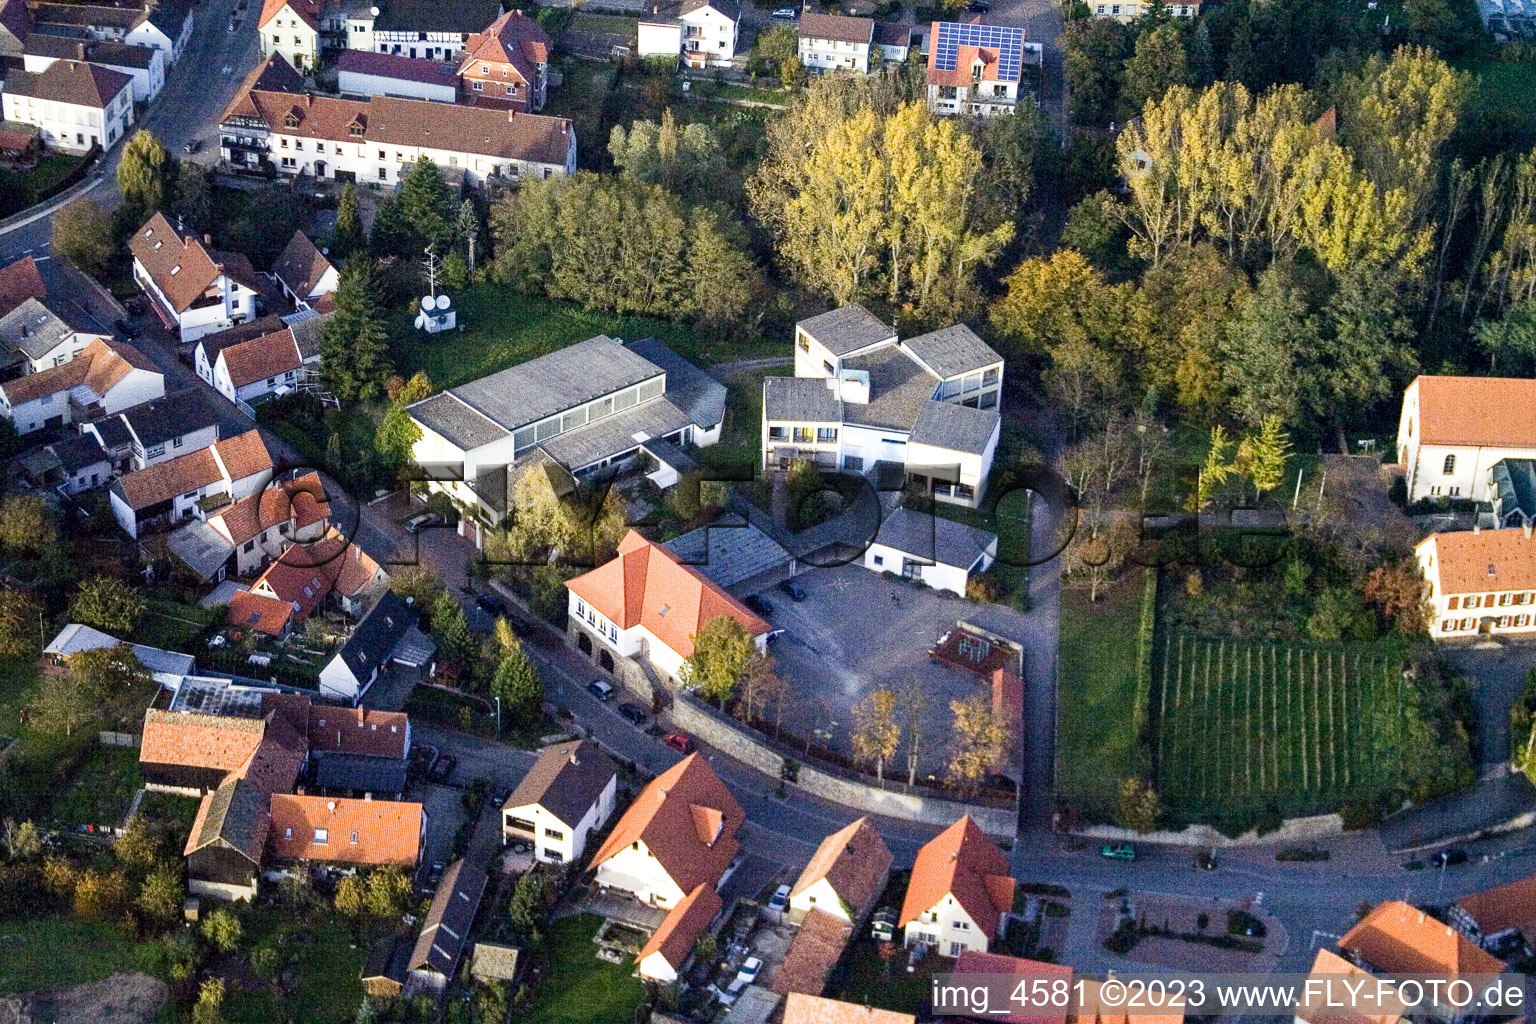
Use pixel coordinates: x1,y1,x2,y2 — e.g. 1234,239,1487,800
932,20,1024,81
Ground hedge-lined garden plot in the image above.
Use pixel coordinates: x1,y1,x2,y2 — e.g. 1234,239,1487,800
1151,634,1406,815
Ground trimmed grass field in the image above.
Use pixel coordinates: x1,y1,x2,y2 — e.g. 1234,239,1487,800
527,914,646,1024
1151,634,1406,817
0,917,145,994
43,743,143,830
391,285,777,390
1055,569,1147,816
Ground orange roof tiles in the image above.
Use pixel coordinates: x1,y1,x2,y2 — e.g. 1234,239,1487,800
1456,872,1536,937
789,817,893,919
233,712,306,792
0,337,154,406
211,472,330,545
783,994,916,1024
1295,949,1405,1024
954,952,1071,1024
769,908,854,997
268,794,423,866
116,429,271,511
1412,376,1536,448
211,429,275,482
258,0,322,31
638,883,722,971
228,589,294,636
899,815,1015,939
1075,979,1186,1024
219,327,302,388
271,230,333,299
1420,529,1536,595
140,707,265,773
128,212,232,314
459,9,551,85
306,705,410,759
1339,901,1506,977
589,752,743,897
566,530,770,660
0,256,47,317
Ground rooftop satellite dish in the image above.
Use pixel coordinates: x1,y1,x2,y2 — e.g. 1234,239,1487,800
435,294,450,310
420,294,434,311
369,5,380,15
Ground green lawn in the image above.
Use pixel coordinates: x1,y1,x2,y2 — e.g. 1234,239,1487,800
1056,568,1148,817
0,154,85,218
694,366,773,476
137,597,218,650
42,743,143,830
527,914,646,1024
223,911,366,1024
1465,58,1536,150
0,917,146,994
390,285,777,391
136,790,201,832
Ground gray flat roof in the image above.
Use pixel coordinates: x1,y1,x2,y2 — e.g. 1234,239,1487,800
908,400,999,456
538,396,692,472
875,506,995,569
664,517,791,589
763,376,840,423
410,392,509,451
0,297,75,360
441,335,663,436
315,753,409,794
627,338,726,429
901,324,1001,380
842,346,937,432
167,519,234,581
798,304,896,357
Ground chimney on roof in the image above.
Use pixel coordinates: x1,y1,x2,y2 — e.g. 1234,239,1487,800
364,791,372,800
1526,519,1534,539
1474,522,1482,534
355,706,365,724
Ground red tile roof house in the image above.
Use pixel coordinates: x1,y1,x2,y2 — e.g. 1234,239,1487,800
0,255,48,318
143,680,416,899
1395,375,1536,504
951,952,1072,1024
129,212,262,342
787,816,893,926
228,527,387,636
269,229,338,308
457,9,553,112
900,815,1017,957
1415,527,1536,641
1449,871,1536,951
204,471,332,577
590,753,742,982
206,322,322,408
0,335,163,435
0,58,134,153
783,994,915,1024
565,529,771,690
109,428,274,539
218,85,576,188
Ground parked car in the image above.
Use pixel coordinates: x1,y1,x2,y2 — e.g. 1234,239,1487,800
664,733,694,754
778,579,807,601
1100,843,1136,862
772,5,797,16
744,594,774,616
966,0,990,10
113,318,139,339
735,957,763,986
712,982,744,1008
404,512,443,533
1432,847,1468,867
1194,849,1217,871
428,755,457,784
183,139,200,154
475,593,509,617
618,703,648,725
767,884,791,911
586,679,616,701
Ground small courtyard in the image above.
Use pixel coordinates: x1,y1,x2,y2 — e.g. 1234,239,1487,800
746,562,1031,780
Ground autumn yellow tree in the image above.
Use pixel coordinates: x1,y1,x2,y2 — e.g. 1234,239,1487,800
852,689,901,783
946,696,1012,790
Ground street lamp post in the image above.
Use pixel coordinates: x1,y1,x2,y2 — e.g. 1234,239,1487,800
495,695,501,737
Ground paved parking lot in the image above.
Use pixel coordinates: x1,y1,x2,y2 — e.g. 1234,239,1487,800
752,563,1030,777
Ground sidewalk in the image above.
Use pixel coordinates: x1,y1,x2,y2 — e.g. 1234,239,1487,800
0,171,105,237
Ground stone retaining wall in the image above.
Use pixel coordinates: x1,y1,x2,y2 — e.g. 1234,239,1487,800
1074,812,1344,848
670,694,1017,837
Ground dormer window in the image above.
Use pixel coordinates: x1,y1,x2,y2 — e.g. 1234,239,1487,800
972,61,983,82
284,112,300,128
348,120,364,137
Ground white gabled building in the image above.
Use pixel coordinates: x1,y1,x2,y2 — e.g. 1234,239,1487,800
220,89,575,187
29,1,193,64
0,337,162,435
678,0,738,66
257,0,323,71
0,58,134,153
108,429,274,539
864,507,997,596
900,816,1015,957
787,817,893,926
1416,527,1536,641
764,306,1004,509
925,20,1033,117
1396,375,1536,504
129,213,261,343
0,297,109,375
23,36,165,103
798,13,911,74
500,739,617,865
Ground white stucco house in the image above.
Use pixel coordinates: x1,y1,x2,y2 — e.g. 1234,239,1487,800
1396,375,1536,504
317,591,434,702
565,530,772,687
344,0,500,61
764,306,1004,509
108,429,273,539
257,0,323,71
925,20,1030,117
1091,0,1199,21
129,213,261,343
118,388,223,469
797,13,911,73
0,58,134,153
0,298,109,375
23,35,165,103
270,231,338,307
900,816,1016,957
206,323,322,407
0,337,163,435
677,0,739,66
864,507,997,596
336,49,458,103
1416,527,1536,641
787,817,893,926
500,739,617,865
407,336,725,542
28,1,193,64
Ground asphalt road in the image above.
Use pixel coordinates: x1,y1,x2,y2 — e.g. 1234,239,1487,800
0,0,260,263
